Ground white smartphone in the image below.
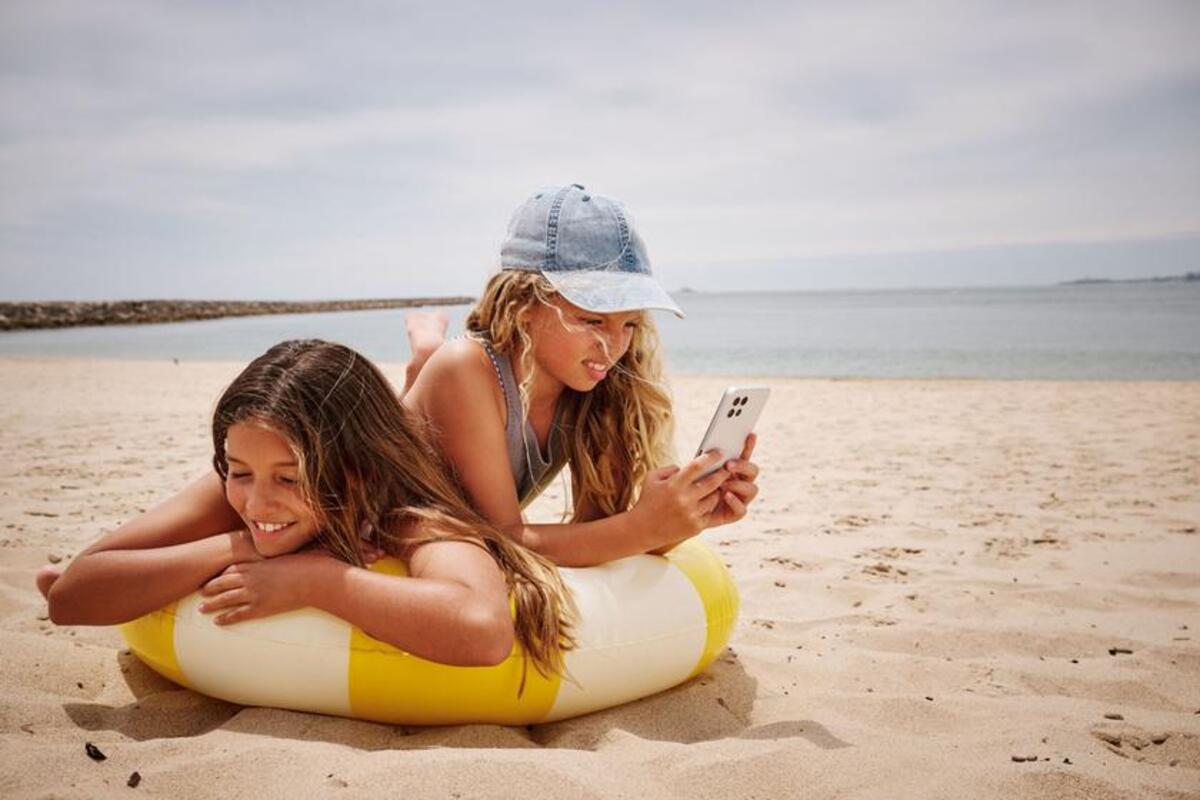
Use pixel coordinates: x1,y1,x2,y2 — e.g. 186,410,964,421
694,386,770,477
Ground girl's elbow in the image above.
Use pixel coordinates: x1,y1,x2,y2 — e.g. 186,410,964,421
46,576,117,626
463,604,515,666
46,584,83,626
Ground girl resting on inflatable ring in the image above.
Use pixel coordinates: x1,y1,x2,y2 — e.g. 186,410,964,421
39,339,575,676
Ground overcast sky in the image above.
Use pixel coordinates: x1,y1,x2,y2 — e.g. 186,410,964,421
2,1,1198,300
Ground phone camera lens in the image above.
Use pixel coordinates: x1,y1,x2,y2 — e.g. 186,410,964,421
735,408,743,416
727,409,735,418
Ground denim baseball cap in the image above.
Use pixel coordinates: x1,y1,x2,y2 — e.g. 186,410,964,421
500,184,685,318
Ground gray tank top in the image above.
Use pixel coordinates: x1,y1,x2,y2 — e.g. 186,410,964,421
474,337,567,507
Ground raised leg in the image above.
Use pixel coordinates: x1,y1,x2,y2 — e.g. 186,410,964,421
403,310,449,394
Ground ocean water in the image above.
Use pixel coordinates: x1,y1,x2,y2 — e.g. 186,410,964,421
2,282,1198,379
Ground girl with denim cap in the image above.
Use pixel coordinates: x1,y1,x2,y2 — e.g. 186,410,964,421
402,184,761,567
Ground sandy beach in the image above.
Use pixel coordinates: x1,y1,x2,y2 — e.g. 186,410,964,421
1,357,1197,799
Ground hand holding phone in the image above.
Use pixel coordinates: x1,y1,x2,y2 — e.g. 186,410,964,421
694,386,769,478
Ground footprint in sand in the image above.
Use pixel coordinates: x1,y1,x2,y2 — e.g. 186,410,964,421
857,546,924,560
982,537,1032,560
1090,724,1198,768
762,556,807,571
859,562,910,581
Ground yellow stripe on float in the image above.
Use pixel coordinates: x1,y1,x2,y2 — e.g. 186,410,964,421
666,539,740,679
346,558,561,726
119,602,189,688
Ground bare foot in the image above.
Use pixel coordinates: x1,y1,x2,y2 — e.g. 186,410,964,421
406,310,448,360
403,310,449,393
36,564,63,599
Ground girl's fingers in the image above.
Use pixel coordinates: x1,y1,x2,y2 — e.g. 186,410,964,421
693,468,730,498
200,573,242,596
651,464,681,481
214,605,253,626
739,432,758,461
699,490,723,515
721,479,759,502
678,450,726,483
724,459,760,481
722,491,747,520
200,588,247,613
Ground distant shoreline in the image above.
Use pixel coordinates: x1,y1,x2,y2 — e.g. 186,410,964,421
0,297,474,332
1059,271,1199,286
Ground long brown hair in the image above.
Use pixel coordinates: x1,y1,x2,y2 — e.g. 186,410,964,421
465,271,676,519
211,339,574,677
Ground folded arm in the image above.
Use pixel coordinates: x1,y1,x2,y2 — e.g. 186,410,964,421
200,533,515,667
48,472,251,625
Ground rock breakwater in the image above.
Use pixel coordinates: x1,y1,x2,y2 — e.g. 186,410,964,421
0,297,473,331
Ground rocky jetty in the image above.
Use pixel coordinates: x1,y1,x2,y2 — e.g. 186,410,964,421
0,297,473,332
1061,271,1199,286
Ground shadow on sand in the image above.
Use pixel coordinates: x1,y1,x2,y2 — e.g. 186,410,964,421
63,646,852,753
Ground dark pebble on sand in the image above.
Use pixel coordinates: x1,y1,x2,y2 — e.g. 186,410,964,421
48,553,62,563
1063,758,1072,765
84,742,106,761
924,696,933,701
1151,734,1169,745
1011,755,1026,762
1108,647,1133,656
127,772,141,788
1104,713,1124,720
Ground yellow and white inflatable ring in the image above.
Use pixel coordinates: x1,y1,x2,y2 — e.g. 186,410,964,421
120,539,738,725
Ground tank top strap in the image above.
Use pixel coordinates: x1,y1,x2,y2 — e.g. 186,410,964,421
466,335,564,505
474,336,525,439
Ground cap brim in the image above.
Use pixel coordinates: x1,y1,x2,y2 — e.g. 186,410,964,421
540,270,685,318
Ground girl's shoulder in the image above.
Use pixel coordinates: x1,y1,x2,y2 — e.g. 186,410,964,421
422,336,495,379
405,336,505,420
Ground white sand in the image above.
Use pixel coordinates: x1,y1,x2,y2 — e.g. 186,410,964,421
1,358,1197,799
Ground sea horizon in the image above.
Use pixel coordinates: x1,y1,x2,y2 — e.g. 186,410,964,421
5,270,1198,307
1,282,1197,381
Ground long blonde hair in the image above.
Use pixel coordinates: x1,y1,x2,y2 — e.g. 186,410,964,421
211,339,574,678
465,271,676,519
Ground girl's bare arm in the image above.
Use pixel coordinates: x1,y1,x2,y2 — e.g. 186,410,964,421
48,472,254,625
311,537,514,665
199,534,515,667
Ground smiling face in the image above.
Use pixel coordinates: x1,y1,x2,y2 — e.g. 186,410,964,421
222,421,320,557
527,296,643,392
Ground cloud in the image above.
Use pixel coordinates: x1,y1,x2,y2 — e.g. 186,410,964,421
1,0,1198,298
